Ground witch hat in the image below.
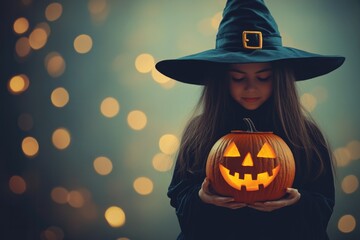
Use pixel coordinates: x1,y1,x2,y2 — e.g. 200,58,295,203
155,0,345,85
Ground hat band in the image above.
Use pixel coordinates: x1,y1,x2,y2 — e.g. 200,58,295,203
216,31,282,50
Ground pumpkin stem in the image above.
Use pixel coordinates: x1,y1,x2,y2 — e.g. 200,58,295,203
243,118,258,132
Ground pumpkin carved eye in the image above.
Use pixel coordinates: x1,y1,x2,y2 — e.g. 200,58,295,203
223,142,240,157
257,142,276,158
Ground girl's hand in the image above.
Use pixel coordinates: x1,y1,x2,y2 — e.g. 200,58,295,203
248,188,301,212
198,178,247,209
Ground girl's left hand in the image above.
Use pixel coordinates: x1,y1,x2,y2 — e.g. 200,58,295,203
248,188,301,212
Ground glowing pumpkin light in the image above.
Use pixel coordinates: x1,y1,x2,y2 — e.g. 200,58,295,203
206,118,295,203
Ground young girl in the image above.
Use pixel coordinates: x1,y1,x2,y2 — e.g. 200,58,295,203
156,0,345,239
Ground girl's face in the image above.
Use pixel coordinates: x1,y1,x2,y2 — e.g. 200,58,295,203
228,63,273,110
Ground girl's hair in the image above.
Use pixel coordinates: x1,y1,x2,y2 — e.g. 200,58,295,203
176,63,331,182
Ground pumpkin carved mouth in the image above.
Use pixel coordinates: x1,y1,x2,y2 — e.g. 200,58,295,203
219,164,280,191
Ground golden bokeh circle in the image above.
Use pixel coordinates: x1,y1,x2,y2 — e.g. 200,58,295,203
8,74,30,94
51,87,69,108
29,28,48,50
100,97,120,118
133,177,154,195
45,52,66,77
135,53,155,73
341,175,359,194
152,153,174,172
105,206,126,228
52,128,71,150
15,37,31,58
338,214,356,233
13,17,29,34
22,136,39,157
159,134,180,155
300,93,317,113
93,156,113,175
127,110,147,130
333,147,352,167
51,187,69,204
45,2,63,21
74,34,93,54
68,191,85,208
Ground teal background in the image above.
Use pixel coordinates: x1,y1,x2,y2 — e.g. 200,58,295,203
1,0,359,239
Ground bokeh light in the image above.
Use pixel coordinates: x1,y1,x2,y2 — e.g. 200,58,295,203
45,2,63,22
13,17,29,34
334,147,352,167
300,93,317,112
88,0,107,15
68,190,85,208
152,153,174,172
347,140,360,161
21,136,39,157
159,134,180,155
88,0,109,22
105,206,126,228
15,37,31,58
338,215,356,233
51,187,69,204
8,74,30,95
211,12,222,29
9,175,27,194
127,110,147,130
341,175,359,194
41,226,64,240
135,53,155,73
133,177,153,195
29,28,48,50
100,97,120,118
45,52,66,77
93,156,113,175
151,67,172,85
51,87,69,108
74,34,93,54
52,128,71,150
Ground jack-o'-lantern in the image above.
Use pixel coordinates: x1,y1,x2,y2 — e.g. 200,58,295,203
206,118,295,203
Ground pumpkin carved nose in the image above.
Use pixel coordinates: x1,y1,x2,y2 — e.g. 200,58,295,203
242,152,254,166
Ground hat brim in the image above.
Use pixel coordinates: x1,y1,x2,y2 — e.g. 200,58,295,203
156,47,345,85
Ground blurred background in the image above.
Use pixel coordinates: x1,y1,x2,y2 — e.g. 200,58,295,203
1,0,359,239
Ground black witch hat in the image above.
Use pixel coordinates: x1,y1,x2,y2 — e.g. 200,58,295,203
155,0,345,85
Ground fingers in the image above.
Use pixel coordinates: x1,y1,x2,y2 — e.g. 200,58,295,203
211,195,247,209
200,181,302,212
248,188,301,212
201,178,211,194
248,200,286,212
199,178,247,209
223,202,248,210
286,188,301,203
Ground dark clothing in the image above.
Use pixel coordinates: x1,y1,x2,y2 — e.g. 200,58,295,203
168,99,334,240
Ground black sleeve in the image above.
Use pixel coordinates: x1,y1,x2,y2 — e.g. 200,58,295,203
167,162,227,239
276,126,335,240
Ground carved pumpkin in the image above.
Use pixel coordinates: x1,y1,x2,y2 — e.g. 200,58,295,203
206,118,295,203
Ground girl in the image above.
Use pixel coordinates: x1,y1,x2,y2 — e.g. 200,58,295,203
156,0,345,239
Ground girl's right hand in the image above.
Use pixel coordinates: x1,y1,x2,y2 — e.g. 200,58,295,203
198,178,247,209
